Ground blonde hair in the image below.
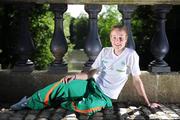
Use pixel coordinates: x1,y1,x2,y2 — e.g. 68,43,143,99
110,25,128,36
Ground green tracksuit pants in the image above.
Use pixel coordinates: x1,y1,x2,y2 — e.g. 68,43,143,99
27,78,112,116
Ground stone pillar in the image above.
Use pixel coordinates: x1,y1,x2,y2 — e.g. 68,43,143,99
49,4,68,74
148,5,172,73
0,49,1,69
118,5,137,49
83,4,102,71
0,5,2,70
13,3,35,72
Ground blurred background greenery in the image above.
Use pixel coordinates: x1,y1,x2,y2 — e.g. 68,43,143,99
0,4,179,71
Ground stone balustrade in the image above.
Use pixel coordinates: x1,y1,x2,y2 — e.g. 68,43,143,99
0,3,174,73
0,1,180,107
1,0,180,5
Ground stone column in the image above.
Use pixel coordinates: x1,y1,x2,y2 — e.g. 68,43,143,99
118,5,137,49
83,4,102,71
13,3,35,72
49,4,68,74
0,49,1,69
148,5,172,73
0,5,2,70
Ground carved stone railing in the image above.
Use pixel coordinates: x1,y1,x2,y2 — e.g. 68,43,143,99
1,0,180,4
12,3,35,72
118,5,136,49
148,5,172,73
83,4,102,71
48,4,68,74
0,0,178,73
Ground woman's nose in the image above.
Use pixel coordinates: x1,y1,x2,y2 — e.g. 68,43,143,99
115,38,122,42
115,40,121,44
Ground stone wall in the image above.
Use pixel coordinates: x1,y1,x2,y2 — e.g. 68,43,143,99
0,70,180,103
118,71,180,104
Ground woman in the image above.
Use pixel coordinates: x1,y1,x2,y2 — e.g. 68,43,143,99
10,25,160,116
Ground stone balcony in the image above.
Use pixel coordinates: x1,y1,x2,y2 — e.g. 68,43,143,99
0,70,180,103
0,1,180,119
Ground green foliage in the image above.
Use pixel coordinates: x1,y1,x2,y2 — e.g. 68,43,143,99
63,12,75,62
30,4,73,70
64,12,71,39
69,5,121,49
0,5,158,71
0,4,74,70
131,6,154,70
70,5,154,70
0,5,19,69
98,5,122,47
30,4,54,70
70,14,88,49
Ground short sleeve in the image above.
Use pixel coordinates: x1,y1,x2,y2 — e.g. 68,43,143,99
91,48,104,70
127,51,141,76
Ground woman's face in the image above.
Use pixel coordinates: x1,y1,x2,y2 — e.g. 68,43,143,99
110,29,128,51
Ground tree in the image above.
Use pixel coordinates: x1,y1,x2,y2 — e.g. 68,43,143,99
0,5,18,69
131,6,154,70
30,4,54,70
69,14,88,49
30,4,73,70
69,5,122,49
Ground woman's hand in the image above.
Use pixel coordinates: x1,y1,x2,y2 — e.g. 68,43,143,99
148,103,161,109
62,74,76,84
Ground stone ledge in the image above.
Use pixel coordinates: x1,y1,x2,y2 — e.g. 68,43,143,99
0,70,180,103
1,0,180,5
118,71,180,104
0,103,180,120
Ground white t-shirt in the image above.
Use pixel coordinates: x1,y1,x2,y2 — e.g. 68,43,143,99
91,47,141,99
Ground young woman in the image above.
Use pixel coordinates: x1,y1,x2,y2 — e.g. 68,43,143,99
10,25,160,116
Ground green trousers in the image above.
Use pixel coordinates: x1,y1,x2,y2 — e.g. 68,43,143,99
27,78,112,116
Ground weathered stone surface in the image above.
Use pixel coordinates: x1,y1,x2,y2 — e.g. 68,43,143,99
1,0,180,5
78,115,89,120
1,103,179,120
37,108,55,119
93,111,103,116
36,116,49,119
0,70,180,103
160,104,180,119
169,104,180,116
0,113,11,120
118,71,180,103
0,70,66,103
25,114,36,120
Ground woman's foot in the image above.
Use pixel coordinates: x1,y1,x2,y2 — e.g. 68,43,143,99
10,96,28,111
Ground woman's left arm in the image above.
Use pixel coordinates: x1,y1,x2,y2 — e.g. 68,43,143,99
132,75,161,108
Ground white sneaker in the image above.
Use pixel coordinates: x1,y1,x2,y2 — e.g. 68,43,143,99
10,96,28,110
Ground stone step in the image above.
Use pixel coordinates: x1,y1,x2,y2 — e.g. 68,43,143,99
0,103,180,120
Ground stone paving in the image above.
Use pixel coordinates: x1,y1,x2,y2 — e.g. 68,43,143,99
0,102,180,120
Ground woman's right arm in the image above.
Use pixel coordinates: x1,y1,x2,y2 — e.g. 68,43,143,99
78,69,98,79
62,69,98,83
62,48,104,83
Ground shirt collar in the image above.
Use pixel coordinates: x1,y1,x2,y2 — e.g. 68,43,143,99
112,47,126,59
